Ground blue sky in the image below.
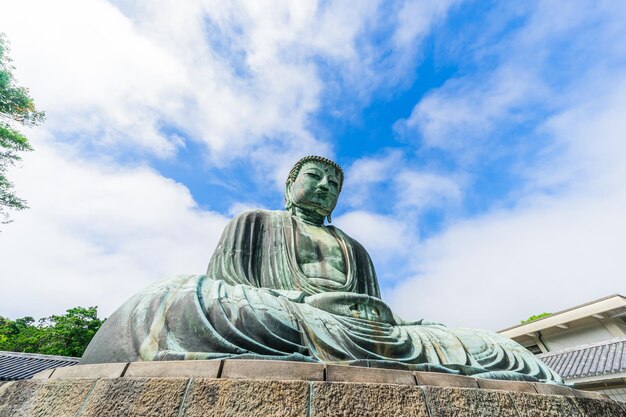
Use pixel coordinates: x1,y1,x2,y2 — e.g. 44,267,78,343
1,0,625,330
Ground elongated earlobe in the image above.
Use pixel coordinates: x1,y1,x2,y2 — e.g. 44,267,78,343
284,183,292,211
327,213,332,223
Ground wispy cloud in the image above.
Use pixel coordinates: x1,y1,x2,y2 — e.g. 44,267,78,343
383,0,626,329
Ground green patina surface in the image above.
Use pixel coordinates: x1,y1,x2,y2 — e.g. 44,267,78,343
81,156,562,383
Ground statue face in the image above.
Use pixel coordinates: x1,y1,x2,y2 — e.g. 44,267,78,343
289,161,341,215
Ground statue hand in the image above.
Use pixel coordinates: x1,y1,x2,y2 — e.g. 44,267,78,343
267,289,306,303
419,319,446,326
304,292,396,324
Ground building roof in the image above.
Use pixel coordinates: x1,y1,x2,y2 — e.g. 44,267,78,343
499,294,626,340
0,350,79,381
538,337,626,382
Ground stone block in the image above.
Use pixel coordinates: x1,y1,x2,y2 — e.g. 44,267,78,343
414,371,479,388
532,383,575,396
80,377,188,417
50,363,128,379
476,378,538,393
326,364,416,385
573,396,626,417
312,381,428,417
125,359,221,378
220,359,324,381
27,378,98,417
0,380,45,417
509,391,583,417
31,368,55,379
572,388,608,399
182,378,308,417
421,385,519,417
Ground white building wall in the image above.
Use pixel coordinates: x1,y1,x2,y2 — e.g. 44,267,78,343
542,323,614,351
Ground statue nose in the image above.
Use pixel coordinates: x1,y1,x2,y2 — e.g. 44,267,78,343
318,176,329,190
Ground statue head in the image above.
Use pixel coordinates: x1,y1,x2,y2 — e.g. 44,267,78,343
285,156,344,223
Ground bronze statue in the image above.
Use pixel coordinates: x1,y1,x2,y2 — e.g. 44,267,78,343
82,156,561,383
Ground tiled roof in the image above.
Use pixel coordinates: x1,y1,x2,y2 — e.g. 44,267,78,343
0,350,79,381
538,337,626,381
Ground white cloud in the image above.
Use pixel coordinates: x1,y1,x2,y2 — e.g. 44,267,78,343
387,183,626,331
342,150,461,215
0,133,228,319
393,0,462,47
0,0,188,157
394,170,462,212
334,210,414,265
396,66,545,153
228,201,267,217
342,151,403,207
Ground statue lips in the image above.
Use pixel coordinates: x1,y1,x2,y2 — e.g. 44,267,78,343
311,190,333,209
315,189,337,203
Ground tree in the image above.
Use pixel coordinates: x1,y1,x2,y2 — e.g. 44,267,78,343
37,307,105,357
520,312,551,324
0,33,45,224
0,307,105,357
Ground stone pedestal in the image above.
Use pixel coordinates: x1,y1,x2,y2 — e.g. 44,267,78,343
1,360,624,417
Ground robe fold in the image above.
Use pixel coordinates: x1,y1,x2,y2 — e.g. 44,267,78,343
81,210,562,383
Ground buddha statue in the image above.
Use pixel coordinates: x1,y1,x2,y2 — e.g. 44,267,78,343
82,156,562,383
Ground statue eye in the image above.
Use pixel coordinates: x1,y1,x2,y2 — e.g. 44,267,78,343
329,180,338,187
306,172,321,180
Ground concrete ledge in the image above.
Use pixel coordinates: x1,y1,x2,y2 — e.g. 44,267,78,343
414,371,479,388
220,359,325,381
50,362,128,379
476,378,539,393
2,376,624,417
33,359,607,401
573,389,609,399
532,382,575,396
326,364,415,385
125,359,221,378
31,368,56,380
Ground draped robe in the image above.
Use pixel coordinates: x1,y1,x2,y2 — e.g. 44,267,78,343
81,210,562,383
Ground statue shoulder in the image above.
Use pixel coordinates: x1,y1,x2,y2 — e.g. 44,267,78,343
229,209,286,224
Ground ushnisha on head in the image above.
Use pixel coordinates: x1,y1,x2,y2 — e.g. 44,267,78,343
285,155,344,224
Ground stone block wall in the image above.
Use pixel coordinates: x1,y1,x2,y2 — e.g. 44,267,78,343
1,360,624,417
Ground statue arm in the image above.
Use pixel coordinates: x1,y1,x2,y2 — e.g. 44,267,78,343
207,210,266,287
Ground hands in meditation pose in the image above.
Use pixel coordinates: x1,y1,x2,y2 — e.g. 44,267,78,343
82,156,562,383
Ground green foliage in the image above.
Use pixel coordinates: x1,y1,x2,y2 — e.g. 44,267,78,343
0,307,104,357
0,33,45,224
520,312,551,324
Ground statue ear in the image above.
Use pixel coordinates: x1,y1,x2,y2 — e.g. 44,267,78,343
284,182,293,211
326,212,332,223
